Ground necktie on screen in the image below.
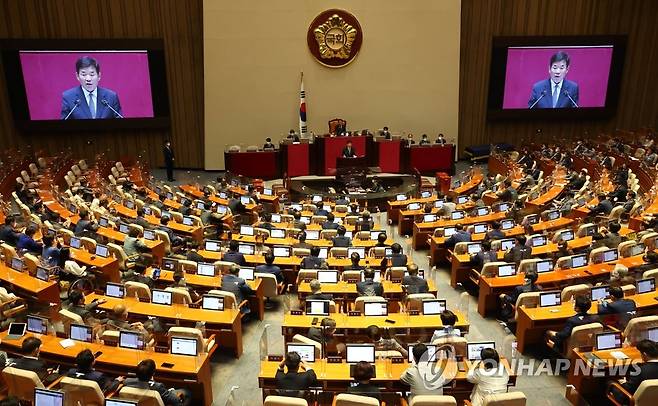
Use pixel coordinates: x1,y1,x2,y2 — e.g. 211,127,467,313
552,83,559,108
88,92,96,118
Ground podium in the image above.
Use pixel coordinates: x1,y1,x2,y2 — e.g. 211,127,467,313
336,156,369,189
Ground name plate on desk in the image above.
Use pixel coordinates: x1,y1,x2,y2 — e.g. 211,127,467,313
268,355,284,362
155,346,169,353
327,356,342,364
408,310,420,316
391,357,405,364
348,311,361,317
347,280,358,284
391,279,402,283
290,310,303,316
188,303,200,309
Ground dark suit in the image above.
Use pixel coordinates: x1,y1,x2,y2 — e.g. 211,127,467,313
164,146,175,181
123,378,188,406
503,245,532,264
61,86,122,119
554,313,599,344
322,221,340,230
300,256,325,269
255,263,284,283
66,368,119,392
223,251,246,266
509,283,541,304
221,274,254,313
621,361,658,396
402,275,428,294
0,225,20,246
347,383,381,401
342,146,356,158
274,369,318,392
306,293,333,301
11,356,49,380
385,253,408,268
332,236,351,247
598,299,637,329
356,280,384,297
485,230,506,241
528,79,579,108
444,231,471,250
602,232,623,249
590,199,613,216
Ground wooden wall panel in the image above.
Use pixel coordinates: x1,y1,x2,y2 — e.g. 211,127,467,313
0,0,204,168
459,0,658,156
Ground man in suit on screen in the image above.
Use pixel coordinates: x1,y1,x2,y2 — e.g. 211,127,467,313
528,51,579,109
61,56,123,120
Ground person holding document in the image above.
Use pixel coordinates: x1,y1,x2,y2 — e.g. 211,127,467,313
528,51,579,109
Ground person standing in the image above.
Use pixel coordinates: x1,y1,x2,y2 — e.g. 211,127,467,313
164,140,175,182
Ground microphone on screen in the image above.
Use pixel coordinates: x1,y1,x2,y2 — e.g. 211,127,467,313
101,99,125,118
563,90,579,108
528,90,547,109
63,98,81,120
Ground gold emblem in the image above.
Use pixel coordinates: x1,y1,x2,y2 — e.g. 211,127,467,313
313,14,358,59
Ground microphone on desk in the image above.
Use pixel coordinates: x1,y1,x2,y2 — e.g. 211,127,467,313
101,99,124,118
63,99,81,120
563,90,579,108
529,90,547,109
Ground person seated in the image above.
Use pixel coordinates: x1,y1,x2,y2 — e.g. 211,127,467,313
430,310,462,342
507,271,540,305
406,133,415,146
322,212,340,230
133,207,151,229
356,269,383,297
366,325,407,358
172,271,201,303
598,285,637,329
287,129,300,142
66,289,106,325
608,263,636,288
385,243,408,267
485,222,505,241
345,252,364,271
552,240,574,261
497,180,517,202
263,137,275,150
9,337,58,384
636,251,658,273
601,222,624,249
402,264,428,294
223,240,246,266
17,224,43,254
469,193,485,208
419,134,430,145
57,247,90,279
369,178,385,193
307,317,344,356
374,232,388,247
466,347,509,406
381,126,391,139
124,359,191,406
255,252,284,283
274,351,318,395
122,262,155,289
437,195,456,218
292,210,307,231
157,214,186,248
444,223,471,250
106,304,151,336
435,133,447,145
0,216,20,246
357,211,374,231
332,226,351,247
123,228,150,260
503,235,532,264
588,193,613,216
300,246,326,269
347,361,381,401
258,212,274,230
222,264,255,314
471,240,497,269
610,340,658,404
306,279,333,301
335,195,349,206
66,349,122,392
402,343,447,400
253,233,271,255
546,295,599,348
41,235,61,267
293,231,313,250
73,210,98,236
315,202,329,217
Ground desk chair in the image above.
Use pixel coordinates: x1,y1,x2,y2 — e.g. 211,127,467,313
214,260,234,275
254,228,271,239
177,260,198,273
561,284,591,302
576,223,597,238
59,308,84,332
430,337,467,358
296,270,318,284
518,258,541,274
368,247,386,258
321,229,338,240
466,391,526,406
409,395,456,406
512,292,540,322
312,215,327,225
264,395,309,406
640,232,658,250
108,243,136,271
479,262,507,279
618,240,640,257
125,281,152,301
354,296,386,313
341,271,362,282
119,386,165,406
333,393,380,406
547,322,603,357
405,293,436,312
256,272,285,306
80,237,97,253
101,330,120,346
452,242,470,255
128,224,144,237
609,205,625,222
60,376,105,406
303,204,317,213
330,247,348,258
335,205,349,213
2,367,61,403
642,269,658,287
607,379,658,406
208,290,248,312
293,248,311,258
384,267,407,281
168,326,215,354
153,230,175,256
22,253,39,274
165,287,192,305
344,216,358,226
291,334,322,359
0,243,17,265
59,228,75,245
623,315,658,346
589,247,611,264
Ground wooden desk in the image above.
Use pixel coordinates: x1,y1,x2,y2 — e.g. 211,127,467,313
412,211,507,249
526,184,565,211
229,234,394,249
530,217,574,233
259,358,514,404
144,268,265,321
0,263,59,304
70,247,120,283
282,312,469,343
516,290,658,354
96,227,166,265
0,332,214,405
386,197,435,224
86,293,245,358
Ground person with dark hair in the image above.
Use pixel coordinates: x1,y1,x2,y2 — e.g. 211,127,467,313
588,193,613,216
366,325,408,357
356,269,383,297
307,317,344,356
66,289,106,324
10,337,55,382
263,137,275,150
0,396,19,406
528,51,579,109
347,361,381,401
61,56,122,120
610,340,658,403
293,231,313,250
17,224,43,254
444,223,471,250
471,240,497,269
124,359,190,405
301,246,326,269
124,227,150,258
419,134,430,145
162,140,175,181
387,243,408,267
133,207,151,229
357,211,374,231
222,264,255,314
41,234,61,267
0,216,20,246
66,349,123,391
402,343,448,399
274,351,318,393
332,225,351,247
485,222,505,241
598,285,637,329
314,202,329,218
345,252,364,271
402,264,428,294
430,310,461,342
74,210,98,236
157,214,185,248
547,295,599,347
321,212,339,230
342,141,357,158
435,133,447,145
553,240,574,261
602,222,624,249
467,348,509,406
508,270,541,304
255,252,284,283
503,235,532,264
636,251,658,273
375,232,388,247
622,191,637,213
292,210,307,231
259,212,274,230
223,239,246,265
